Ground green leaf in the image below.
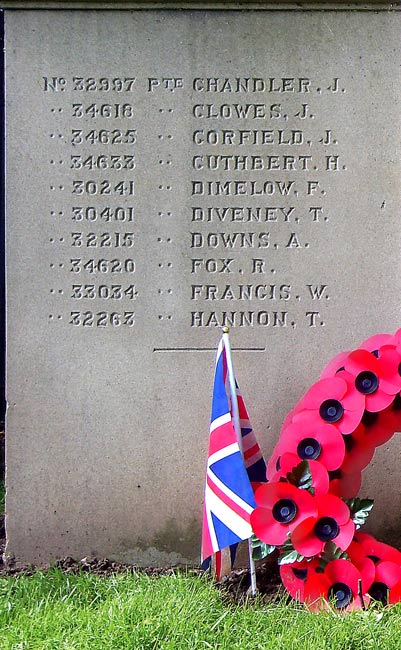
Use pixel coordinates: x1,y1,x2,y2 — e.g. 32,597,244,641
250,534,276,561
277,537,304,565
280,537,294,552
318,541,348,570
278,548,305,566
344,498,374,529
285,460,313,491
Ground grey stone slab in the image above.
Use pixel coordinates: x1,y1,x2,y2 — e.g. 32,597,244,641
5,9,401,565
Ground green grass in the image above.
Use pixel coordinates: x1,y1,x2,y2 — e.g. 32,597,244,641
1,569,401,650
1,489,400,649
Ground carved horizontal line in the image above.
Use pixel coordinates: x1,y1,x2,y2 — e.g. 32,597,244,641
2,2,398,9
153,346,266,352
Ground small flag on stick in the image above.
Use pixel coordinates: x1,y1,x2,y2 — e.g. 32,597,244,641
237,382,267,487
201,329,266,591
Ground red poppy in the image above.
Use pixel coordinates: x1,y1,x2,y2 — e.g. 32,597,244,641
294,376,365,435
279,413,345,471
250,481,266,493
339,403,401,472
395,328,401,348
340,424,376,473
304,559,366,612
359,407,399,448
320,351,351,379
268,405,310,479
389,580,401,604
346,541,376,593
328,469,362,499
281,408,298,431
291,494,354,557
266,445,282,481
251,481,317,547
379,345,401,386
270,453,329,496
342,349,401,412
368,561,401,605
280,558,319,602
354,532,401,565
359,333,396,354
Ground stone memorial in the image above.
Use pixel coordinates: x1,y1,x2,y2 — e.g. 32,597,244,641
4,4,401,566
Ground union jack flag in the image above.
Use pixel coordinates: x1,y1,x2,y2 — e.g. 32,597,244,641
201,336,266,572
237,383,267,486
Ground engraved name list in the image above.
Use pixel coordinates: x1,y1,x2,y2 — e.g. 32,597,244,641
42,73,347,335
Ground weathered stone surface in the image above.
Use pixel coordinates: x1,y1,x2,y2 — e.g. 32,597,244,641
5,9,401,564
1,1,396,7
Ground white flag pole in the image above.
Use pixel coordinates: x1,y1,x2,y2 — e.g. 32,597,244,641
222,326,257,597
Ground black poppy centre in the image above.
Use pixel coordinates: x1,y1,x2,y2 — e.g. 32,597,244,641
343,435,354,453
369,581,389,605
361,410,379,427
319,399,344,423
297,437,321,460
292,567,307,580
272,498,297,524
328,582,353,609
355,371,379,395
314,516,340,542
393,394,401,410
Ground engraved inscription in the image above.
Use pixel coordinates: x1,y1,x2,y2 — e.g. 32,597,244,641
43,73,345,331
188,76,343,329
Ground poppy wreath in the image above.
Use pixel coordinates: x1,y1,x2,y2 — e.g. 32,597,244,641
251,329,401,611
